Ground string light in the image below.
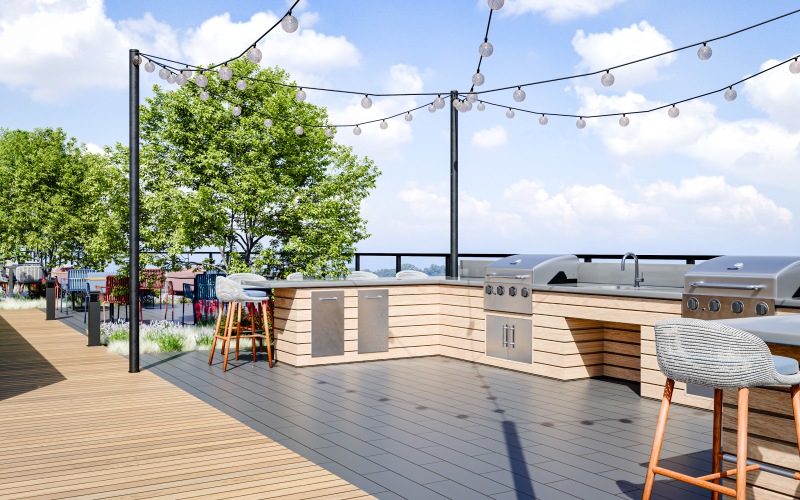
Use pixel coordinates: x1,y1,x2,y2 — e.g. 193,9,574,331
263,118,273,127
472,71,485,87
512,87,526,102
195,73,208,88
428,104,436,112
295,125,303,135
434,96,445,109
232,106,242,116
353,125,362,135
466,92,478,103
325,127,335,137
176,73,187,86
697,43,712,60
361,95,373,109
282,12,299,33
405,112,413,121
158,67,170,80
477,102,485,111
539,114,548,125
668,105,680,118
790,58,800,73
218,66,233,81
576,117,586,129
619,114,630,127
479,40,493,57
724,87,737,101
380,120,388,130
506,108,515,119
181,68,193,79
246,45,263,64
463,100,473,112
601,70,615,87
200,91,210,101
488,0,504,10
236,80,247,90
296,88,307,101
144,61,155,73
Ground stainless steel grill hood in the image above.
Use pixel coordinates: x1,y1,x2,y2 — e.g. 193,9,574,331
484,254,579,314
684,255,800,299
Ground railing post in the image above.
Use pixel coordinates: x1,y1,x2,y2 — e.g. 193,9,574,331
45,278,56,320
449,90,459,279
355,254,361,271
396,255,402,274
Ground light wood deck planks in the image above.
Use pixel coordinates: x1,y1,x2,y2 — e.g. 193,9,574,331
0,309,373,500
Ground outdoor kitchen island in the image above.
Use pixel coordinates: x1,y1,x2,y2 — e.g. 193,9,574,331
258,254,800,499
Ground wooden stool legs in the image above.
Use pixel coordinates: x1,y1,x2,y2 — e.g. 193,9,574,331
643,380,761,499
208,300,273,371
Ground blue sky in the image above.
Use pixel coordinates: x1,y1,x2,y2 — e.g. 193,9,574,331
2,0,800,261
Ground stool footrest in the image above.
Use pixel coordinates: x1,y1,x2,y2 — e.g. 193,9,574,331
697,464,759,481
652,466,746,496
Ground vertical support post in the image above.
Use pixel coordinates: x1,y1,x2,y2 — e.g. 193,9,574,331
355,254,361,271
449,90,459,279
129,49,140,373
396,255,402,274
87,291,101,346
45,278,56,320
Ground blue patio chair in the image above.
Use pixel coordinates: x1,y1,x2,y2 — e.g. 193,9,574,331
66,269,96,320
192,272,226,324
181,283,195,325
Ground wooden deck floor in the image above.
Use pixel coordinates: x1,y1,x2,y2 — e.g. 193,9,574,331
0,309,373,500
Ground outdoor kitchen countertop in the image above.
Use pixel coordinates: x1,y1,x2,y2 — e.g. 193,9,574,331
244,278,800,307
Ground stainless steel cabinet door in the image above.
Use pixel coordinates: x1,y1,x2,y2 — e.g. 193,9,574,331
485,314,508,359
506,317,532,364
358,289,388,353
311,290,345,357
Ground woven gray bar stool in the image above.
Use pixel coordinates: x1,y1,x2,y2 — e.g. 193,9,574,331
643,318,800,499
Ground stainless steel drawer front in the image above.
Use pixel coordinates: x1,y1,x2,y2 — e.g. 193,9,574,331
311,290,345,357
358,289,389,353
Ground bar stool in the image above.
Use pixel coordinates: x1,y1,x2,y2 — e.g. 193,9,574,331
209,276,273,371
643,318,800,499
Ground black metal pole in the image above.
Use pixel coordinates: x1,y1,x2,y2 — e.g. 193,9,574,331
448,90,459,278
129,49,140,373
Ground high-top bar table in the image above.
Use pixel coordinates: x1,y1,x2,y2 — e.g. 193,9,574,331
713,315,800,498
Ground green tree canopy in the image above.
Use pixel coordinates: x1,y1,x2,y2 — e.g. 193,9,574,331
0,127,127,270
134,58,379,277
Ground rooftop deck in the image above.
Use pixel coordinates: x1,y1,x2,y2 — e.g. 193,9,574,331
1,303,716,499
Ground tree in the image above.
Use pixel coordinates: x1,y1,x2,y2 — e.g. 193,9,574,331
137,58,379,277
0,128,127,270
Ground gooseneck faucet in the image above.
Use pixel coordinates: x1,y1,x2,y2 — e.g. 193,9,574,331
621,252,644,287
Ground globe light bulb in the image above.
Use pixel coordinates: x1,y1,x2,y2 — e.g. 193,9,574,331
539,115,548,125
472,71,485,87
724,87,737,101
200,91,210,101
246,46,263,64
477,102,485,111
361,95,372,109
466,92,478,103
132,54,142,66
619,115,630,127
697,43,712,61
263,118,273,128
512,87,526,102
236,80,247,91
167,73,177,84
506,108,515,119
428,104,436,113
576,117,586,129
176,74,187,86
232,106,241,117
463,101,472,112
295,125,303,135
353,125,362,135
488,0,504,10
380,120,388,130
405,112,413,122
434,96,445,109
790,59,800,74
181,68,193,79
158,67,170,80
282,14,299,33
144,61,155,73
296,89,306,102
218,66,233,81
668,105,680,118
195,73,208,88
601,71,615,87
479,41,493,57
325,127,335,138
453,99,461,110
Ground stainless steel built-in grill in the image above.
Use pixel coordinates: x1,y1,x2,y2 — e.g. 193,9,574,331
484,254,579,315
682,255,800,320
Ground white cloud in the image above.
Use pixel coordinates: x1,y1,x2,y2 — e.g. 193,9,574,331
0,0,177,100
471,126,508,149
84,142,105,155
572,21,675,87
498,0,625,22
744,58,800,131
386,64,423,94
181,12,360,87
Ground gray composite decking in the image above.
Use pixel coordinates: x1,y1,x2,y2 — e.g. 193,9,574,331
54,304,715,499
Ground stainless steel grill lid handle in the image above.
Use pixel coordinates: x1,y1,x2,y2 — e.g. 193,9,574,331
688,282,764,291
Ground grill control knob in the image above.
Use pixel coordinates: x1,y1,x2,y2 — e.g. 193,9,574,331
755,302,769,316
509,286,517,297
731,301,744,314
521,287,530,298
687,297,699,311
497,285,504,296
709,299,721,312
485,285,493,295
